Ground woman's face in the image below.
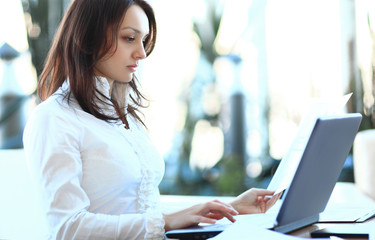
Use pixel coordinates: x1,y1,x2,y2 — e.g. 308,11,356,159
94,4,149,83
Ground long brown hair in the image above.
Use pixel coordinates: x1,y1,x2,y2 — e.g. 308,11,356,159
38,0,157,126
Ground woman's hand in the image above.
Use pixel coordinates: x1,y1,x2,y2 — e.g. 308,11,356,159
163,188,281,231
163,200,239,231
230,188,281,214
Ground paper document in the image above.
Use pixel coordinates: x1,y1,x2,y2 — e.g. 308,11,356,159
209,216,327,240
267,93,353,194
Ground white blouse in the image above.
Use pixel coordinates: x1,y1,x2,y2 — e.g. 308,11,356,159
23,77,165,240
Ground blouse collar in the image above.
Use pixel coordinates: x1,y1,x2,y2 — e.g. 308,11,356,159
60,76,130,117
95,76,130,116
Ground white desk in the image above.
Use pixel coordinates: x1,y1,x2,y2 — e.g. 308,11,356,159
162,182,375,239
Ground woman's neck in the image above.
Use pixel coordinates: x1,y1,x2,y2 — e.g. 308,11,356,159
105,78,115,96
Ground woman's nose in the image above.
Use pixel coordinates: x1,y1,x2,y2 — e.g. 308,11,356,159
134,42,147,60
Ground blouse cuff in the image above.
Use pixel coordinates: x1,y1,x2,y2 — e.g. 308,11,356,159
145,210,165,240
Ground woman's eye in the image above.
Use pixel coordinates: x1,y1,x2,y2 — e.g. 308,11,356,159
123,36,135,42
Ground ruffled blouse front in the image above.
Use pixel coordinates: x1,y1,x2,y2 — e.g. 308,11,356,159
23,77,166,239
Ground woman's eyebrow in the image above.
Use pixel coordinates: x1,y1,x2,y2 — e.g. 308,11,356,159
121,26,148,35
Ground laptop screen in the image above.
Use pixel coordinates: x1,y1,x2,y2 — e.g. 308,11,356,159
275,114,362,233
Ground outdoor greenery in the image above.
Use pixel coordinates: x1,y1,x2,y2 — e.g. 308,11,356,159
11,0,375,195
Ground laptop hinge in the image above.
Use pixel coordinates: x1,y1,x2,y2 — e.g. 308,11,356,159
273,214,319,234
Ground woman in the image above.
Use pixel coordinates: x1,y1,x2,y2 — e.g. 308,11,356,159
23,0,280,239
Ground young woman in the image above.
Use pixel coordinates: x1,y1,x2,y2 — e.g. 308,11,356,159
23,0,280,239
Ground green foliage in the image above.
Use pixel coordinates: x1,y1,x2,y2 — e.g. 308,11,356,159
214,155,246,196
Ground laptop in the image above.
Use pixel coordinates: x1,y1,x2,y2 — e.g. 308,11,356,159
165,113,362,239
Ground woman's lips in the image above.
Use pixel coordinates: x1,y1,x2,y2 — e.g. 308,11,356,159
127,64,138,72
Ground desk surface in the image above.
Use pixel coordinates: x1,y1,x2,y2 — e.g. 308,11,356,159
0,152,373,240
161,182,375,239
288,182,375,239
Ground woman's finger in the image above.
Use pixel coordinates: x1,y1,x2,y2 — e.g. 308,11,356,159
251,188,275,197
209,209,237,223
192,215,217,225
197,201,238,223
212,199,235,209
204,213,225,220
265,192,281,211
203,201,239,216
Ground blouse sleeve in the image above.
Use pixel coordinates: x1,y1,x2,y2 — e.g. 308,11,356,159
23,103,165,240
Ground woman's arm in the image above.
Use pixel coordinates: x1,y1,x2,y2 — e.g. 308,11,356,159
162,188,281,231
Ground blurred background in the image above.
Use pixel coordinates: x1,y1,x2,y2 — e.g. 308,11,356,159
1,0,375,196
